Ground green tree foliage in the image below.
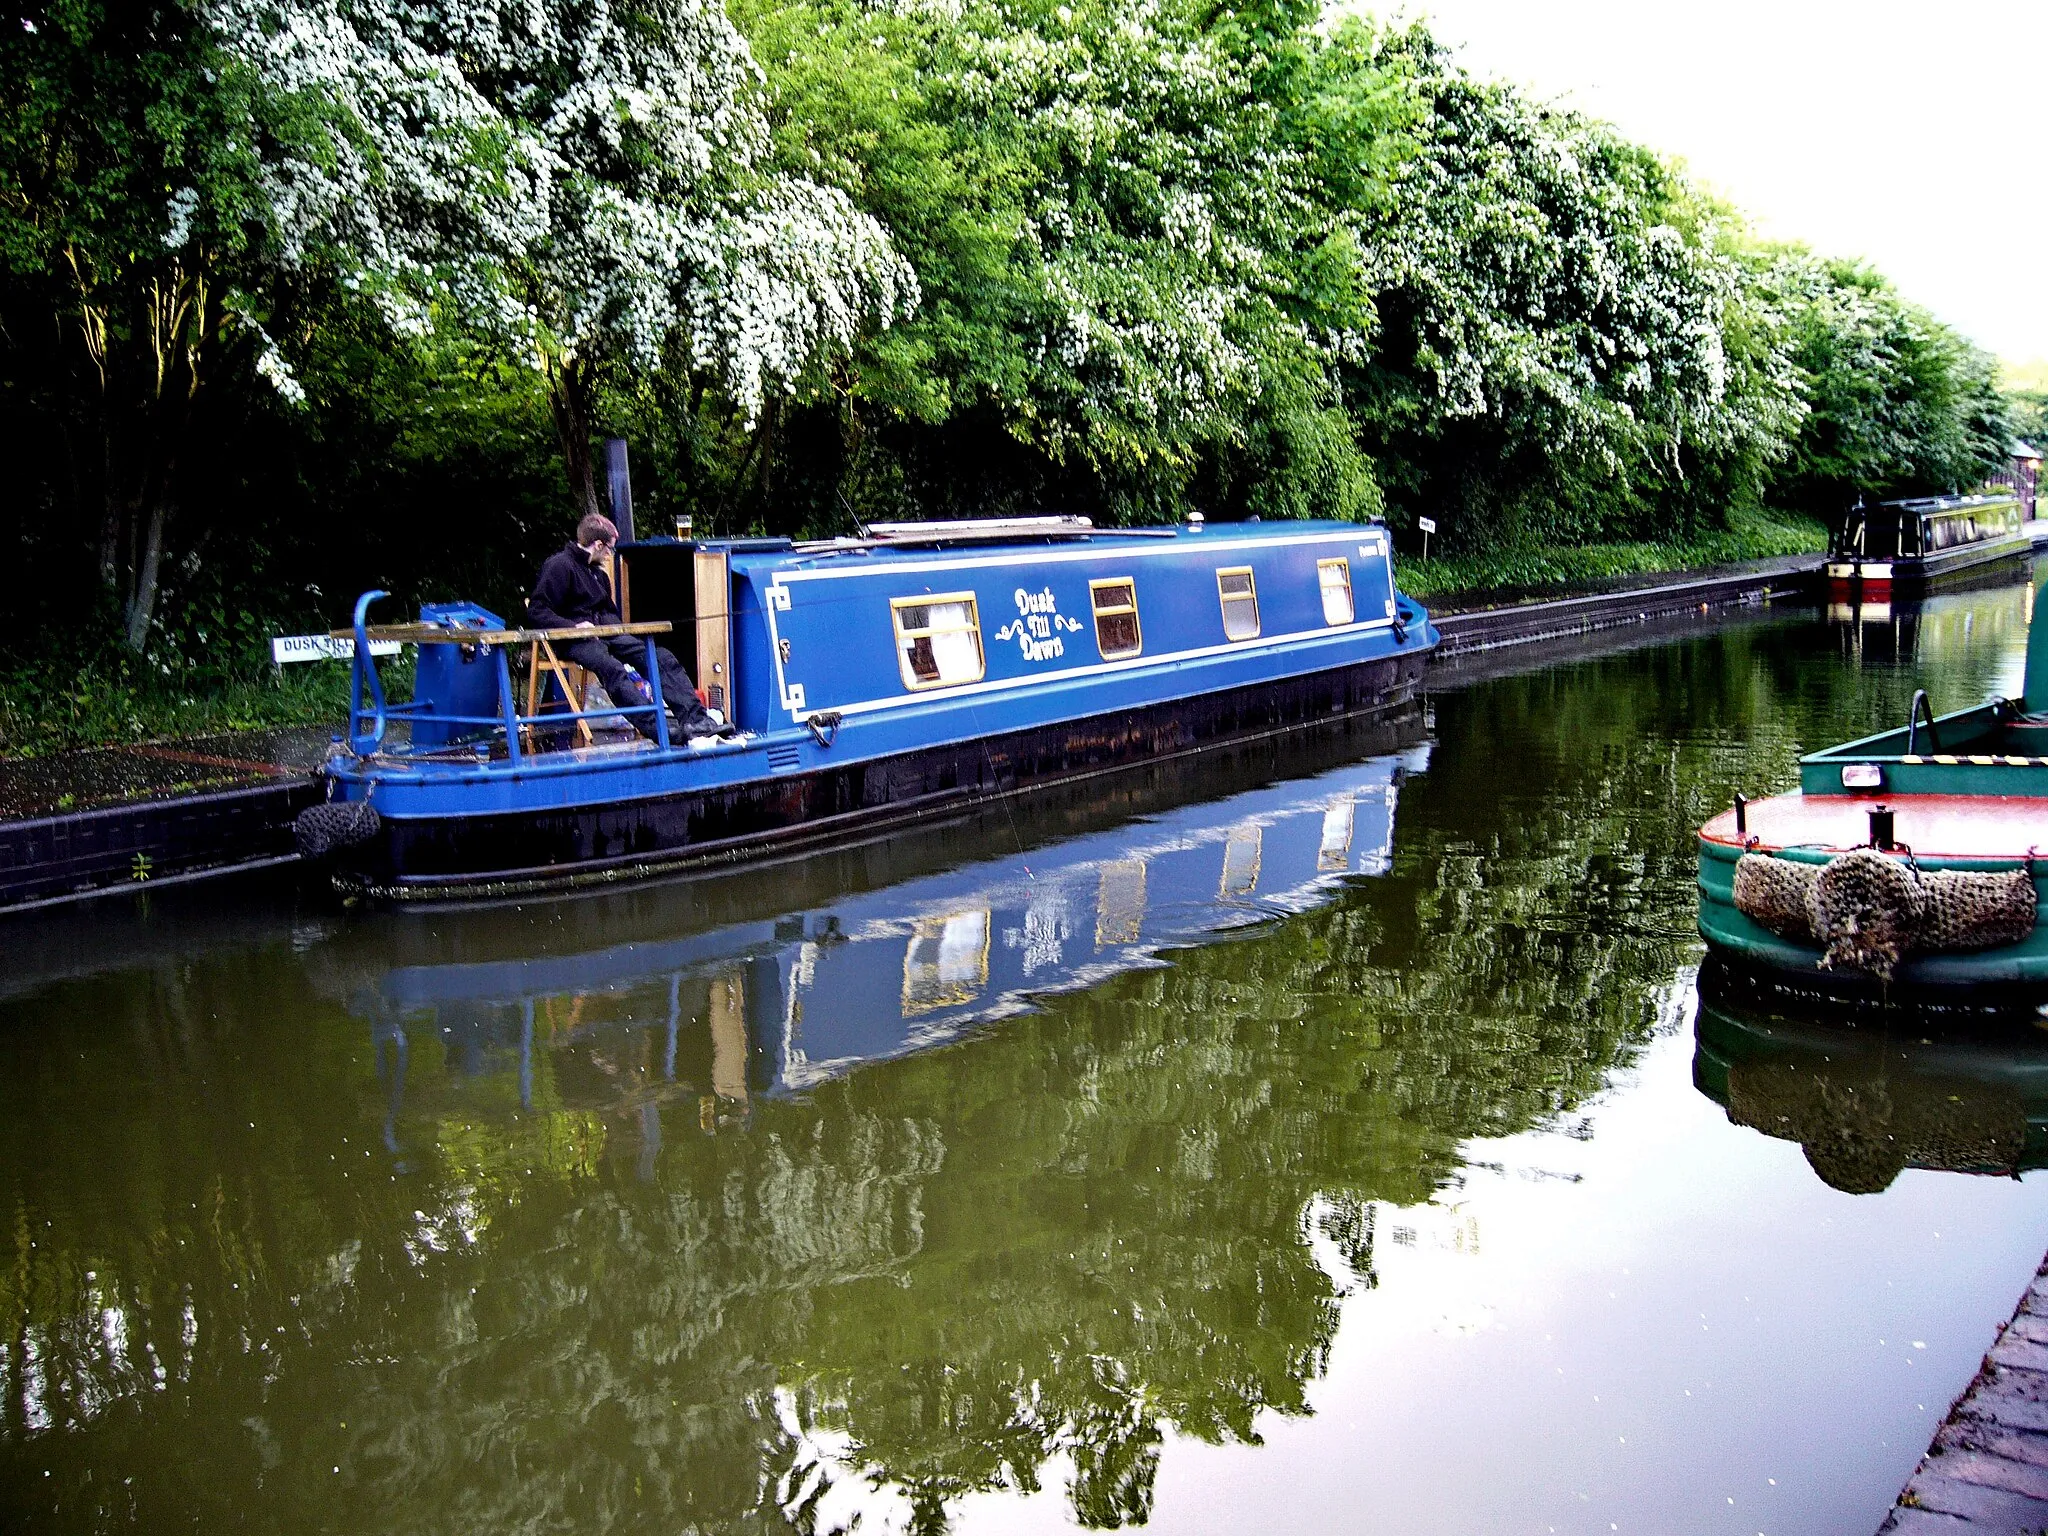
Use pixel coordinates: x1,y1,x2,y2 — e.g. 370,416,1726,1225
199,0,919,519
1757,250,2011,517
706,0,1406,532
1333,29,1801,550
0,0,2018,684
2000,387,2048,452
0,0,327,650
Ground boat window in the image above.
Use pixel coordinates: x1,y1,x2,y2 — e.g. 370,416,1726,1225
891,594,985,690
1317,559,1354,625
1091,578,1142,658
1216,567,1260,641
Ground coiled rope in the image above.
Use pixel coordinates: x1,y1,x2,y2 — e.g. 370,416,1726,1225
1732,847,2037,982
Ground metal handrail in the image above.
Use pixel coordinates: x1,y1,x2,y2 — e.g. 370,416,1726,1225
1906,689,1939,755
332,619,673,645
349,590,392,756
346,592,673,764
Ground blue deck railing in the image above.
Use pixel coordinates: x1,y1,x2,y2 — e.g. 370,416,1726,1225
348,591,672,765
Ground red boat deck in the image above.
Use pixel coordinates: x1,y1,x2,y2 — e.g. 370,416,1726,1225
1701,794,2048,861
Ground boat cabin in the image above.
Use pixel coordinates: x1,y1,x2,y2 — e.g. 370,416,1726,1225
606,516,1409,737
1829,493,2024,564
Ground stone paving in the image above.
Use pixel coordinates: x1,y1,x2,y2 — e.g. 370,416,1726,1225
1880,1257,2048,1534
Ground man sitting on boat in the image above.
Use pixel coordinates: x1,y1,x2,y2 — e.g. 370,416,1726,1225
529,514,732,741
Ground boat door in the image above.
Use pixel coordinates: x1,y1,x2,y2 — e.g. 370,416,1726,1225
695,548,732,714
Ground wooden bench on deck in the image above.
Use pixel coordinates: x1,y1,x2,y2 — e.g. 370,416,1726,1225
331,619,676,749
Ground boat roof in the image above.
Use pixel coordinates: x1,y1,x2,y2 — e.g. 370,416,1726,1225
864,515,1095,543
622,517,1390,568
1876,491,2021,513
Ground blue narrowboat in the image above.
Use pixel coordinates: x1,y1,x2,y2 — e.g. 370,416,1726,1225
306,516,1437,900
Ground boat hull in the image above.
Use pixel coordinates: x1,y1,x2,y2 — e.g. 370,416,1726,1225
1697,946,2048,1014
1824,531,2033,601
332,646,1429,901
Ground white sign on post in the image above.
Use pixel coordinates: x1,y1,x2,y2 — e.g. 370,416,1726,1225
270,634,402,665
1416,515,1437,560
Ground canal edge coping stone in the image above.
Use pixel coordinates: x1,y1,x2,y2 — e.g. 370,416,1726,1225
1878,1254,2048,1533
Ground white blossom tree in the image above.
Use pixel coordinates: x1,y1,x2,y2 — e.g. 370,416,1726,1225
1342,26,1803,545
208,0,917,517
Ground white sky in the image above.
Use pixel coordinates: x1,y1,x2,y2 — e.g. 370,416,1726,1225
1391,0,2048,367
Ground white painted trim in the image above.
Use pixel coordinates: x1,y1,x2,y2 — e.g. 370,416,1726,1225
778,615,1399,722
771,529,1387,586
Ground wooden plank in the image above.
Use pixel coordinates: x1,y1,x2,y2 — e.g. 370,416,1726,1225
695,549,731,715
328,621,672,644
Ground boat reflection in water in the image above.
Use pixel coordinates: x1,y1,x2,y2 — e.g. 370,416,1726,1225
328,737,1430,1144
1826,565,2039,666
1692,989,2048,1192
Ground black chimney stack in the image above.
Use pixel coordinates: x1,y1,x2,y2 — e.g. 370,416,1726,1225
604,438,634,543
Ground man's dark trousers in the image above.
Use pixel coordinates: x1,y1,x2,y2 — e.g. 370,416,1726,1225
560,636,710,737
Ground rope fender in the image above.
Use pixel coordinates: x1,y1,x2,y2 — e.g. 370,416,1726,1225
295,800,383,859
1732,848,2037,982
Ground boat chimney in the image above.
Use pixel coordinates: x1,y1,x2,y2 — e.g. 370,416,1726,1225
1868,803,1896,851
604,438,634,541
1733,793,1746,836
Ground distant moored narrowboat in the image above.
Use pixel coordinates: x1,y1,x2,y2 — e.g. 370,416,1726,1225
302,516,1437,900
1824,492,2030,602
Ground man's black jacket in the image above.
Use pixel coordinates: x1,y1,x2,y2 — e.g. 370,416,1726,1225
528,542,619,630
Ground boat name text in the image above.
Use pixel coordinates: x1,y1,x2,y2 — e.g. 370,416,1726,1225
995,588,1085,662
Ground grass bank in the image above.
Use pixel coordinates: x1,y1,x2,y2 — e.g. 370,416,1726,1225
1395,509,1826,604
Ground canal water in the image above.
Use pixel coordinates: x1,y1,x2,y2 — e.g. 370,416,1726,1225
5,574,2048,1535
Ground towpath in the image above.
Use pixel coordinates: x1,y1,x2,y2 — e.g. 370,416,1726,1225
1424,550,1819,617
0,724,334,821
1879,1255,2048,1533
